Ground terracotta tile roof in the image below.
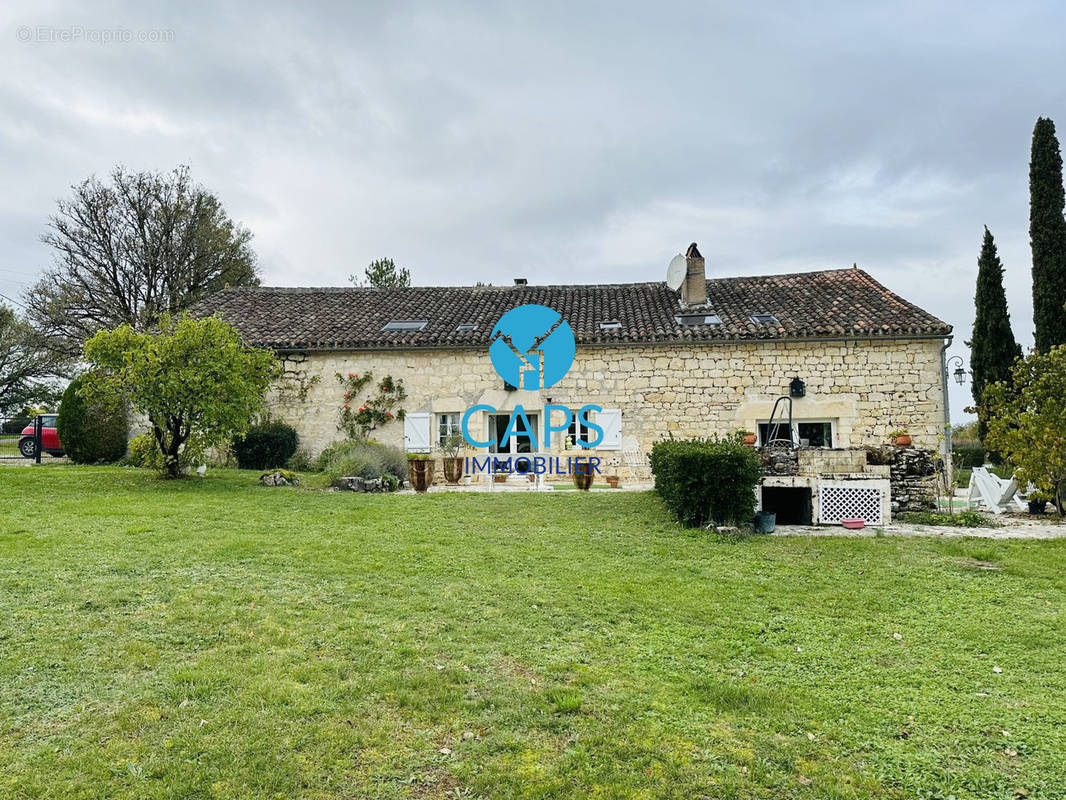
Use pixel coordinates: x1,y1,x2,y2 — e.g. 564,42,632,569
192,268,951,351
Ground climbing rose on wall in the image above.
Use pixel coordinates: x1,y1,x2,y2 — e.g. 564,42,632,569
336,371,407,439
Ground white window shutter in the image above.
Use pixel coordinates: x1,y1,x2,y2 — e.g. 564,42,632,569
598,409,622,450
404,413,431,452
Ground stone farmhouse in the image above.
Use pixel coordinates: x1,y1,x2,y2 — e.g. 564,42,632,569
199,245,953,521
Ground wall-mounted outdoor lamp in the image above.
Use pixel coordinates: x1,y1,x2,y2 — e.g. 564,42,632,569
789,377,806,398
947,356,970,386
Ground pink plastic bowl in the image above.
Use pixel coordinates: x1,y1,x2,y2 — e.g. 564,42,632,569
841,518,866,530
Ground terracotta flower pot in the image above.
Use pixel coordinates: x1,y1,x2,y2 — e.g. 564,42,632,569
892,434,912,447
743,433,757,447
443,457,464,484
407,459,435,493
493,474,508,484
606,476,620,489
573,468,593,491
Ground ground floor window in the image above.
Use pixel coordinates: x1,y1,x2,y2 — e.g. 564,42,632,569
757,420,835,447
566,408,592,448
437,413,460,447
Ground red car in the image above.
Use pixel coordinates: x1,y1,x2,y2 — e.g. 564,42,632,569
19,414,63,458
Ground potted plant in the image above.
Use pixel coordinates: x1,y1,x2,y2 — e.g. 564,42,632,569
406,453,434,493
1027,490,1052,515
739,429,757,447
572,462,594,491
440,432,465,484
605,475,620,488
889,428,912,447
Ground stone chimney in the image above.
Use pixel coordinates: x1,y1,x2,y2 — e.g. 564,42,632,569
682,242,706,307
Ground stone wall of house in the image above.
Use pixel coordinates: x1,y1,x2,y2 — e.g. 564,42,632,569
265,337,947,460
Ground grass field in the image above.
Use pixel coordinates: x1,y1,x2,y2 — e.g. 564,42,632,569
2,466,1065,799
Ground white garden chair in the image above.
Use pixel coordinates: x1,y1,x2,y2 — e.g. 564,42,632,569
967,466,1026,514
621,436,647,482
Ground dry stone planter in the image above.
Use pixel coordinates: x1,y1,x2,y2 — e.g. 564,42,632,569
332,476,390,493
260,470,300,487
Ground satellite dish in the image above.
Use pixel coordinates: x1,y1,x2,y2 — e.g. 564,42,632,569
666,254,686,291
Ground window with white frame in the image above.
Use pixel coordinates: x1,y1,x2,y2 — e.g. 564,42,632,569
437,413,460,447
566,409,592,447
757,419,835,448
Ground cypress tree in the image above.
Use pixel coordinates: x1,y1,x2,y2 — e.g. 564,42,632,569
1029,117,1066,351
968,227,1021,439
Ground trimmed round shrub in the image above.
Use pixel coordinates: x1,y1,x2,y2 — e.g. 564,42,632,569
232,422,299,470
57,375,128,463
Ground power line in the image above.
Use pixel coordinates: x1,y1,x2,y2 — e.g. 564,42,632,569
0,292,27,310
0,268,39,279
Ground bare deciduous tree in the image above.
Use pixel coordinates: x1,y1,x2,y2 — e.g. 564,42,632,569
26,165,259,356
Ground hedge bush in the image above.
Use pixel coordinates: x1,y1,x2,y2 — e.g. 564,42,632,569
57,375,128,464
649,437,762,527
952,444,986,468
232,422,299,470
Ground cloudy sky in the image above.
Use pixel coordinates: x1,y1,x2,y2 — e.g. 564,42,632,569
2,1,1065,419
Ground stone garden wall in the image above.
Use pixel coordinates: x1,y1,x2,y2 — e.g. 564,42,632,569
866,445,940,513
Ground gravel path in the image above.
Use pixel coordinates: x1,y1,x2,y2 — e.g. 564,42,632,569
773,515,1066,539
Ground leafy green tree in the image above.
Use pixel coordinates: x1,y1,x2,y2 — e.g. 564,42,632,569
967,227,1021,440
351,258,410,288
57,374,128,463
1029,117,1066,351
82,314,278,478
27,165,259,358
982,345,1066,515
0,305,67,415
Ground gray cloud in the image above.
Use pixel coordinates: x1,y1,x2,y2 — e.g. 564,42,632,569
2,0,1064,419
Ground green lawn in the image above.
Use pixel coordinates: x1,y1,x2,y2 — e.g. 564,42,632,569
1,467,1065,799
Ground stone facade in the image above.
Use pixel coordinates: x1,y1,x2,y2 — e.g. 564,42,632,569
266,337,947,463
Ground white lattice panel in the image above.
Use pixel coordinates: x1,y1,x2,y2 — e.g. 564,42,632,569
819,483,884,525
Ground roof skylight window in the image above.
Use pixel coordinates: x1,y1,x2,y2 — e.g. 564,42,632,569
675,314,722,326
750,314,779,325
382,320,428,332
599,320,622,330
456,323,477,332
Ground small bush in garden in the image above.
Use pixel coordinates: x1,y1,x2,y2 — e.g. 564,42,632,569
57,374,129,463
897,510,999,528
125,433,159,468
649,437,762,528
317,439,406,485
232,422,299,470
285,448,316,472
